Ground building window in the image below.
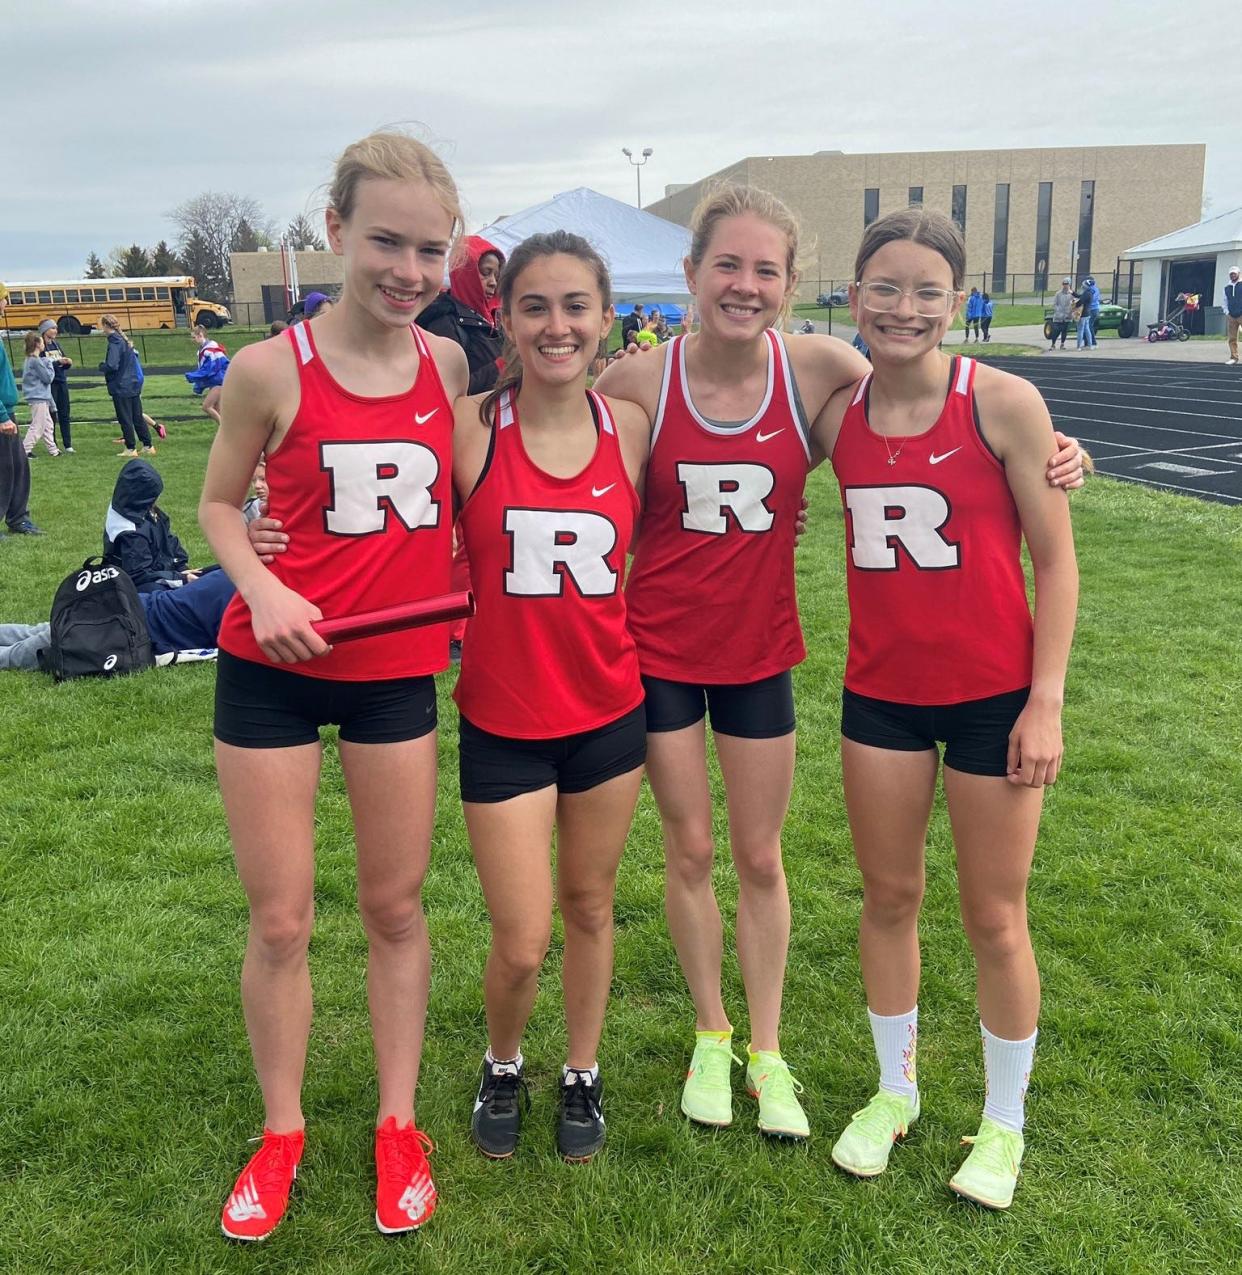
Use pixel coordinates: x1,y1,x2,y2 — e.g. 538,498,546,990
951,185,967,234
908,186,923,207
864,188,879,228
1034,182,1053,291
992,184,1010,293
1076,180,1095,278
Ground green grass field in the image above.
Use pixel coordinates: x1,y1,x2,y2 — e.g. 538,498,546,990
1,374,1240,1273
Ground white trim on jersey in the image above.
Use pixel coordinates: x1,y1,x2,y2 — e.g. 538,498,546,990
773,333,813,464
955,355,973,395
588,390,616,436
498,388,516,430
650,338,677,450
410,323,431,359
677,330,776,436
851,372,872,407
291,322,313,366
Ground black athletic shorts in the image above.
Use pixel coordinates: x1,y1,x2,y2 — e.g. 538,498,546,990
641,670,796,739
459,704,647,803
840,685,1030,777
213,650,438,749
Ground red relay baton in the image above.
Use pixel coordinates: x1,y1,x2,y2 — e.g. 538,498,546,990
313,591,475,645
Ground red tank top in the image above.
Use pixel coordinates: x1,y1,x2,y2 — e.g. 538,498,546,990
453,388,644,737
832,355,1033,704
624,330,809,684
217,322,453,681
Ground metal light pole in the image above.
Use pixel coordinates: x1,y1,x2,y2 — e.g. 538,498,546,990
621,147,653,209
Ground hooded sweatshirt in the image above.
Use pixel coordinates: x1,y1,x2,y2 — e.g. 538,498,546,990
102,459,190,592
417,235,505,394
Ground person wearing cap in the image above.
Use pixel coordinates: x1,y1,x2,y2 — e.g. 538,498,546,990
302,290,333,320
1223,266,1242,365
1049,278,1074,350
37,320,74,452
0,287,43,538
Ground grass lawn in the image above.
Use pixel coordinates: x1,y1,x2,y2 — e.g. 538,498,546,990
1,374,1240,1272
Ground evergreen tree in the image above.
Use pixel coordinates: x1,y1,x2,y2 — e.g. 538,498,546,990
231,218,260,254
285,213,326,251
150,240,181,275
85,252,107,279
115,243,152,277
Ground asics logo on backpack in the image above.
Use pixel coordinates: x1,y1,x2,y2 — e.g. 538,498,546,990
77,566,120,592
103,654,118,671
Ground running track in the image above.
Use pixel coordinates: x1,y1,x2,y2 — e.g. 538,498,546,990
982,355,1242,506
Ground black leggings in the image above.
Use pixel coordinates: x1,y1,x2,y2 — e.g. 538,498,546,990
112,393,152,449
51,380,71,449
981,317,992,341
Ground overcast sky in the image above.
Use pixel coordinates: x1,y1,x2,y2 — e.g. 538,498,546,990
4,0,1240,280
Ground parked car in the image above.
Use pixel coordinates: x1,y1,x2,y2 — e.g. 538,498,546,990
816,286,850,307
1044,302,1137,340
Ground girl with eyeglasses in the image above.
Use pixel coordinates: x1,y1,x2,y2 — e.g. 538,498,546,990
595,189,1083,1145
819,208,1079,1209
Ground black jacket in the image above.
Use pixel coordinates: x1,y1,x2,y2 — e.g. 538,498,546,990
417,294,503,394
102,460,190,592
1225,280,1242,319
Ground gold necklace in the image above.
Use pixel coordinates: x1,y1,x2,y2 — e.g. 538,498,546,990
881,434,905,466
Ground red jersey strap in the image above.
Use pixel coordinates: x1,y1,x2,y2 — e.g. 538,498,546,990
290,321,313,365
588,389,616,435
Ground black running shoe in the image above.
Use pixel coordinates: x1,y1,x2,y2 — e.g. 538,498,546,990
471,1057,530,1159
557,1069,605,1162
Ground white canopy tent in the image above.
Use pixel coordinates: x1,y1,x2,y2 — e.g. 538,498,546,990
476,187,692,300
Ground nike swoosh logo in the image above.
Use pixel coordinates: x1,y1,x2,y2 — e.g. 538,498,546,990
414,409,438,425
591,484,615,497
929,447,962,465
755,429,783,443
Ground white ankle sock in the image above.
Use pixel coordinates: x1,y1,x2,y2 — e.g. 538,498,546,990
868,1006,918,1098
485,1047,523,1073
563,1062,599,1084
981,1023,1037,1132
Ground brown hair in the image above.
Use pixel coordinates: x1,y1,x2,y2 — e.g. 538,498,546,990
24,331,43,354
854,208,966,290
98,313,133,346
328,129,462,240
479,230,613,427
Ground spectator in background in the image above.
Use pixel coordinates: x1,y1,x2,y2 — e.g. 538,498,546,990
1049,278,1074,350
103,458,195,592
963,286,982,342
634,313,660,348
268,320,288,338
37,320,74,452
98,314,155,456
1223,265,1242,365
980,291,994,343
620,302,645,348
1075,277,1100,350
21,332,60,457
1,289,43,537
186,324,231,426
416,235,505,393
303,290,333,320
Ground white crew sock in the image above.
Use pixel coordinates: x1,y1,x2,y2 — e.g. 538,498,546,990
981,1023,1037,1132
562,1062,599,1084
868,1006,918,1099
485,1047,523,1074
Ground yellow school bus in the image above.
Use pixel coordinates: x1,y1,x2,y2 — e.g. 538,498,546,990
0,276,231,333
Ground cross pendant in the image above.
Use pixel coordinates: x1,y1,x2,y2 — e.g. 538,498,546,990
887,456,897,465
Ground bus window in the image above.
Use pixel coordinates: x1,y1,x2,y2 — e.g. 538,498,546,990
124,287,141,301
108,288,122,301
38,291,52,305
156,287,169,300
172,292,186,314
52,290,66,305
94,289,109,302
66,289,80,304
142,287,155,301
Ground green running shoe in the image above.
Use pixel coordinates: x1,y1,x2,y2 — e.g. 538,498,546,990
745,1049,809,1140
830,1088,919,1177
681,1032,741,1127
949,1116,1024,1209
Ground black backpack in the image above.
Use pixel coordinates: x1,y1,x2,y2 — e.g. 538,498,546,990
40,557,154,681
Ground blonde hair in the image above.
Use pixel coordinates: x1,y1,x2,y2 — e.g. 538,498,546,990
688,184,801,325
98,313,133,346
328,129,462,239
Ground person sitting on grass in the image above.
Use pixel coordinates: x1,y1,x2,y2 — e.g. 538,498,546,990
0,566,236,671
103,458,198,592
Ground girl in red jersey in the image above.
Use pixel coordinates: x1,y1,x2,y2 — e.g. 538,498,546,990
593,187,1084,1143
452,233,651,1162
198,132,469,1242
817,209,1078,1210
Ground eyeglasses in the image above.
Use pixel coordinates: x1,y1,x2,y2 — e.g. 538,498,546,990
856,281,960,318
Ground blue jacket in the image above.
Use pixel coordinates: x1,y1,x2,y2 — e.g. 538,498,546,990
0,340,16,423
965,292,983,320
981,300,994,320
100,331,142,398
1224,279,1242,319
